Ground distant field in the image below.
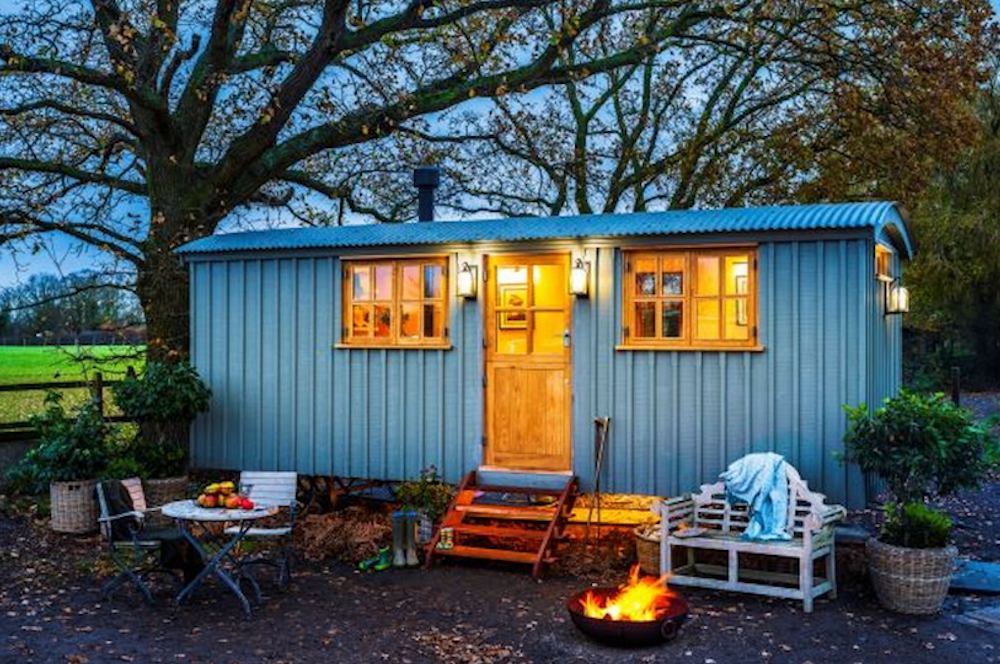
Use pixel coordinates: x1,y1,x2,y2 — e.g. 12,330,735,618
0,345,145,423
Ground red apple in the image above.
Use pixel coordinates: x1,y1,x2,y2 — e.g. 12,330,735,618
241,498,255,510
202,494,218,508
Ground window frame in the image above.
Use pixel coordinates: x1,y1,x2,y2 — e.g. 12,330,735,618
621,246,759,351
340,256,450,348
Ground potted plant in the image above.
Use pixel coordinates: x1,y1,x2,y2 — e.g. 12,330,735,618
843,390,992,614
395,466,454,544
112,360,211,507
6,393,110,533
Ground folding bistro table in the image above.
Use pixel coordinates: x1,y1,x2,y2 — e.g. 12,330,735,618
161,499,278,618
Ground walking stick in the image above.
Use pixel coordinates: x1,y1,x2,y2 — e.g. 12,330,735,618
586,416,611,542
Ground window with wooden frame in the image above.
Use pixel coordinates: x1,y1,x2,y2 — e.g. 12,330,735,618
341,258,448,347
875,244,894,282
622,248,758,349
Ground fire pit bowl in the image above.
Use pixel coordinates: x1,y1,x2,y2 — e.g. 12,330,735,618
567,587,689,647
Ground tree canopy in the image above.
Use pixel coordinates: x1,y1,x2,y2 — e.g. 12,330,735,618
0,1,992,356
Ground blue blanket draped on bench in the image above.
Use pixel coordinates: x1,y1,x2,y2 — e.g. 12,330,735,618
721,453,792,541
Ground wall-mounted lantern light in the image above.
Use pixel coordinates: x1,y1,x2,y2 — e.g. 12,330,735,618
569,257,590,297
456,261,478,299
886,280,910,315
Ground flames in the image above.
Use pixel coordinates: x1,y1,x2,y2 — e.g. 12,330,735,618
580,565,676,622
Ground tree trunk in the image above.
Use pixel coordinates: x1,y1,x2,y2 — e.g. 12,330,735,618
136,245,190,361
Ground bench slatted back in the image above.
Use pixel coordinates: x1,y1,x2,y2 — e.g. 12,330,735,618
688,464,828,540
240,471,297,507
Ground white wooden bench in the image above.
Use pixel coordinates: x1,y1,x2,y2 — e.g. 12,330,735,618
651,464,846,612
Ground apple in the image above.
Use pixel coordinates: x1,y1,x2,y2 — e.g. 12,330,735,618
219,481,236,496
202,494,219,508
240,498,255,510
204,483,220,495
223,494,242,509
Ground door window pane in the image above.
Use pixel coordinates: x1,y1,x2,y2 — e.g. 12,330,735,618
423,303,443,338
423,264,443,298
533,311,564,354
533,264,564,308
725,298,749,340
634,302,656,338
351,305,371,336
725,256,750,295
374,264,393,300
496,314,527,354
695,256,719,296
352,266,371,301
662,301,683,338
695,300,720,339
373,304,392,337
635,258,657,295
401,264,421,300
400,302,419,338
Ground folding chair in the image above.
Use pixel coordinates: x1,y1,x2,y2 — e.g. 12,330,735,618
96,478,183,604
224,471,298,588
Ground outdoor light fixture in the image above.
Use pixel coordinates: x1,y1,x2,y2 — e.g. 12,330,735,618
456,261,478,299
886,280,910,315
570,258,590,297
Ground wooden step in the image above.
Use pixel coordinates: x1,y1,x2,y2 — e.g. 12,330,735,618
456,503,556,521
432,545,542,565
451,523,548,540
474,484,565,497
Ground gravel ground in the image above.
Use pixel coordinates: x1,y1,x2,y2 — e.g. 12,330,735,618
1,510,998,664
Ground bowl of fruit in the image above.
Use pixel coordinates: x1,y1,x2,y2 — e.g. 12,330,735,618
196,481,256,510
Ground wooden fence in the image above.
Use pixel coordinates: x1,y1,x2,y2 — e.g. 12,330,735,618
0,372,130,443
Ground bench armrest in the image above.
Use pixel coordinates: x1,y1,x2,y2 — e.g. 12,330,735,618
804,504,846,533
98,510,145,523
653,495,695,530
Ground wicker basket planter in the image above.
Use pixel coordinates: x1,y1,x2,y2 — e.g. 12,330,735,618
635,523,661,576
49,479,98,534
867,538,957,615
145,475,189,507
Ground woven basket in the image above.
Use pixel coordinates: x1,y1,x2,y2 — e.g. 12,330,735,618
49,479,98,534
145,475,189,527
867,538,957,615
145,475,189,507
634,523,661,576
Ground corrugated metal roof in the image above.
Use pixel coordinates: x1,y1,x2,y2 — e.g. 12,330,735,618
176,201,913,257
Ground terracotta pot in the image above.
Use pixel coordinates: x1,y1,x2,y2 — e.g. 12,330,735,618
867,538,957,615
49,479,98,534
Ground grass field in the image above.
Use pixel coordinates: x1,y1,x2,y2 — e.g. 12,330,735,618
0,345,145,423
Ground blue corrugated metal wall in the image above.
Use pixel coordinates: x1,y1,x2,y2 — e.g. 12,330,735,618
189,236,889,507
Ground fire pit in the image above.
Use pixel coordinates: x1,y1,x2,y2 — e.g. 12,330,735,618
567,565,689,647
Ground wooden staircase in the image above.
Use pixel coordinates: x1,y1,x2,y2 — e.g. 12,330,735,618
425,471,578,579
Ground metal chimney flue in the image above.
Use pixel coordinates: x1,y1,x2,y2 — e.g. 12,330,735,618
413,166,439,222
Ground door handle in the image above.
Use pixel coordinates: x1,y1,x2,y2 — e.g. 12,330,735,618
563,329,571,348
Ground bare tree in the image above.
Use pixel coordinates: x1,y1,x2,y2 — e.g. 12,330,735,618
2,0,761,357
345,1,990,218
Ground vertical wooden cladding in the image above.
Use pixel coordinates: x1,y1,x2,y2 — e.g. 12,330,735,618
189,255,481,485
188,235,883,508
576,238,872,507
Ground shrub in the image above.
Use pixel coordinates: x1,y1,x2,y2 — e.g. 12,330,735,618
881,503,953,549
113,361,211,423
843,390,991,505
395,466,454,520
6,393,111,494
112,361,210,478
843,390,995,548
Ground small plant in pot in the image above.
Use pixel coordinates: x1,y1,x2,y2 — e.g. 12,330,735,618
6,393,111,533
843,390,992,614
112,361,211,506
395,466,454,544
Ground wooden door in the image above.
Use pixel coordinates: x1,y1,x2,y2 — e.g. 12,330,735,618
484,254,572,471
